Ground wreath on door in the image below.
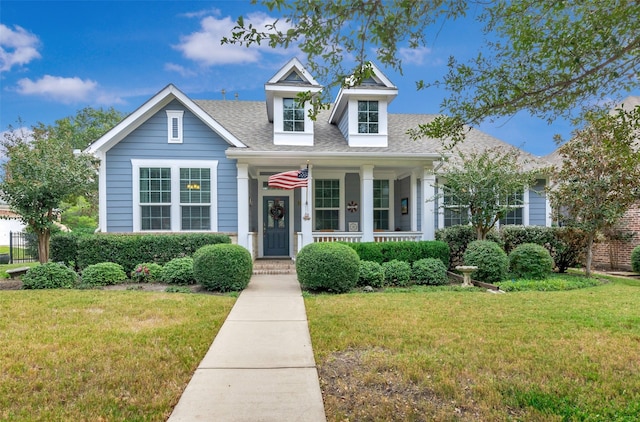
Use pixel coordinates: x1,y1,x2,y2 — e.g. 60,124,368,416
270,203,286,220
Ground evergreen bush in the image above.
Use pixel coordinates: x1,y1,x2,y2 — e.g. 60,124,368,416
50,232,82,269
463,240,508,283
296,242,360,293
193,244,253,292
631,245,640,273
412,258,448,285
131,262,164,283
382,259,412,287
436,225,502,269
509,243,554,280
345,240,449,266
357,260,385,288
81,262,127,286
162,257,195,285
21,263,78,289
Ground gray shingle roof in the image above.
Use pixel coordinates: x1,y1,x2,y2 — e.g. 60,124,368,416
194,99,549,169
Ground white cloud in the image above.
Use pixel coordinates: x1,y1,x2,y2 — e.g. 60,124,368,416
398,46,434,65
16,75,99,103
164,62,197,77
174,12,292,67
0,24,41,72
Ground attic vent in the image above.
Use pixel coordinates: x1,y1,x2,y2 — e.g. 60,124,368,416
283,71,306,83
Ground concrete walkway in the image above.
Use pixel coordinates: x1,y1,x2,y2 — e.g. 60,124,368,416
168,274,327,422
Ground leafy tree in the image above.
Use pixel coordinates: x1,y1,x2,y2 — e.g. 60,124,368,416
437,147,540,240
549,106,640,277
225,1,640,142
0,124,97,263
50,106,125,150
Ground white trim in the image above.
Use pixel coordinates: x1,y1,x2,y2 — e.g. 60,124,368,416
131,159,218,232
86,84,246,155
312,172,347,231
166,110,184,143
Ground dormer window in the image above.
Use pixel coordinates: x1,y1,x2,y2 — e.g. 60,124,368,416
166,110,184,143
283,98,305,132
357,101,379,134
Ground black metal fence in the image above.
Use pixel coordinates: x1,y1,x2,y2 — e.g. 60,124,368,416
8,231,38,264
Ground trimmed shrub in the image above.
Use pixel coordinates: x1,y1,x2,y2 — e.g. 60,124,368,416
21,263,78,289
345,241,449,267
412,258,448,286
50,232,82,269
549,227,588,273
509,243,554,280
436,225,502,269
131,262,164,283
76,233,231,273
81,262,127,286
632,245,640,273
296,242,360,293
358,260,385,288
501,225,555,254
193,244,253,292
463,240,508,283
162,257,195,285
382,259,412,287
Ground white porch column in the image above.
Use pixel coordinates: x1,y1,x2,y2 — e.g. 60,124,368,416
236,163,250,251
361,164,374,242
300,164,313,250
422,168,436,240
410,170,419,232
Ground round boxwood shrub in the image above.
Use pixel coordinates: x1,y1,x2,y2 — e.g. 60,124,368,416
382,259,412,287
162,257,195,285
193,244,253,292
81,262,127,286
412,258,448,286
358,260,385,288
463,240,508,283
22,263,78,289
509,243,554,280
131,262,164,283
296,242,360,293
631,245,640,273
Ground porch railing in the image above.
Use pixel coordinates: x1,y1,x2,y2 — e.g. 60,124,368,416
312,232,363,243
373,231,423,242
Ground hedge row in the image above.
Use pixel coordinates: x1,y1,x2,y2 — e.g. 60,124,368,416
343,240,449,268
51,233,231,273
436,225,588,272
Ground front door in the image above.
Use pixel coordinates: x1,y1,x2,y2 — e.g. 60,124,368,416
263,196,289,256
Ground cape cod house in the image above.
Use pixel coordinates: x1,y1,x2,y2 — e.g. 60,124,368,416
86,58,551,259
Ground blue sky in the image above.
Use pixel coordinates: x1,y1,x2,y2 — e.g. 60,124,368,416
1,1,636,157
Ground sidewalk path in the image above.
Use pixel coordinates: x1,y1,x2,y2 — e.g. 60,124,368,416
168,274,327,421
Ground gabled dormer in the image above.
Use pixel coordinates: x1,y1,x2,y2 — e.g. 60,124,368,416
265,58,322,146
329,63,398,147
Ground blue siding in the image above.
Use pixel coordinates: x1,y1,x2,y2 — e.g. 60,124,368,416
105,100,238,232
345,173,360,229
529,179,547,226
337,109,349,140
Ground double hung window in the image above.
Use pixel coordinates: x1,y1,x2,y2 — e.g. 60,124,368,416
357,100,379,134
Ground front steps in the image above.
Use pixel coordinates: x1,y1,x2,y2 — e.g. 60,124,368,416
252,259,296,275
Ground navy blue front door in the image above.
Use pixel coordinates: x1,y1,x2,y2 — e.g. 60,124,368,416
264,197,289,256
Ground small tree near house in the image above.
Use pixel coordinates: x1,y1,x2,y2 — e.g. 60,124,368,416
550,106,640,277
0,123,97,263
437,147,541,240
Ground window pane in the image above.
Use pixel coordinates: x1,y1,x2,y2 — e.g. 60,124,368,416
140,167,171,204
314,180,340,229
315,210,339,230
180,168,211,204
181,206,210,230
283,97,304,132
373,210,389,230
141,205,171,230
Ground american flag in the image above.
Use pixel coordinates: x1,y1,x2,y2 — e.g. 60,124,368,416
268,167,309,189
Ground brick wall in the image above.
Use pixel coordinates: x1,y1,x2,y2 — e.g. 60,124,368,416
593,203,640,270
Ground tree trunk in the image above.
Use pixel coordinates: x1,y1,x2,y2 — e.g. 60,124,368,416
477,226,486,241
584,232,594,278
37,229,51,264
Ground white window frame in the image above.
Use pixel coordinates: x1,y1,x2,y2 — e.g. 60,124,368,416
312,172,346,231
357,100,379,134
166,110,184,143
132,159,218,232
282,97,305,132
373,179,391,230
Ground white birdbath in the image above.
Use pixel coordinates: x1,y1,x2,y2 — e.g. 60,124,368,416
455,265,478,287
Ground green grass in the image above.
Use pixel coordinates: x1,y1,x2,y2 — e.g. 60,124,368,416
0,290,235,421
306,275,640,421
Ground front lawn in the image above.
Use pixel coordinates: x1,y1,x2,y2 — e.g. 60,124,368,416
306,275,640,421
0,290,235,421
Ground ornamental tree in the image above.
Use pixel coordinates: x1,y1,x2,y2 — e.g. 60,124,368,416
0,123,97,263
549,106,640,277
437,146,540,240
224,1,640,143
